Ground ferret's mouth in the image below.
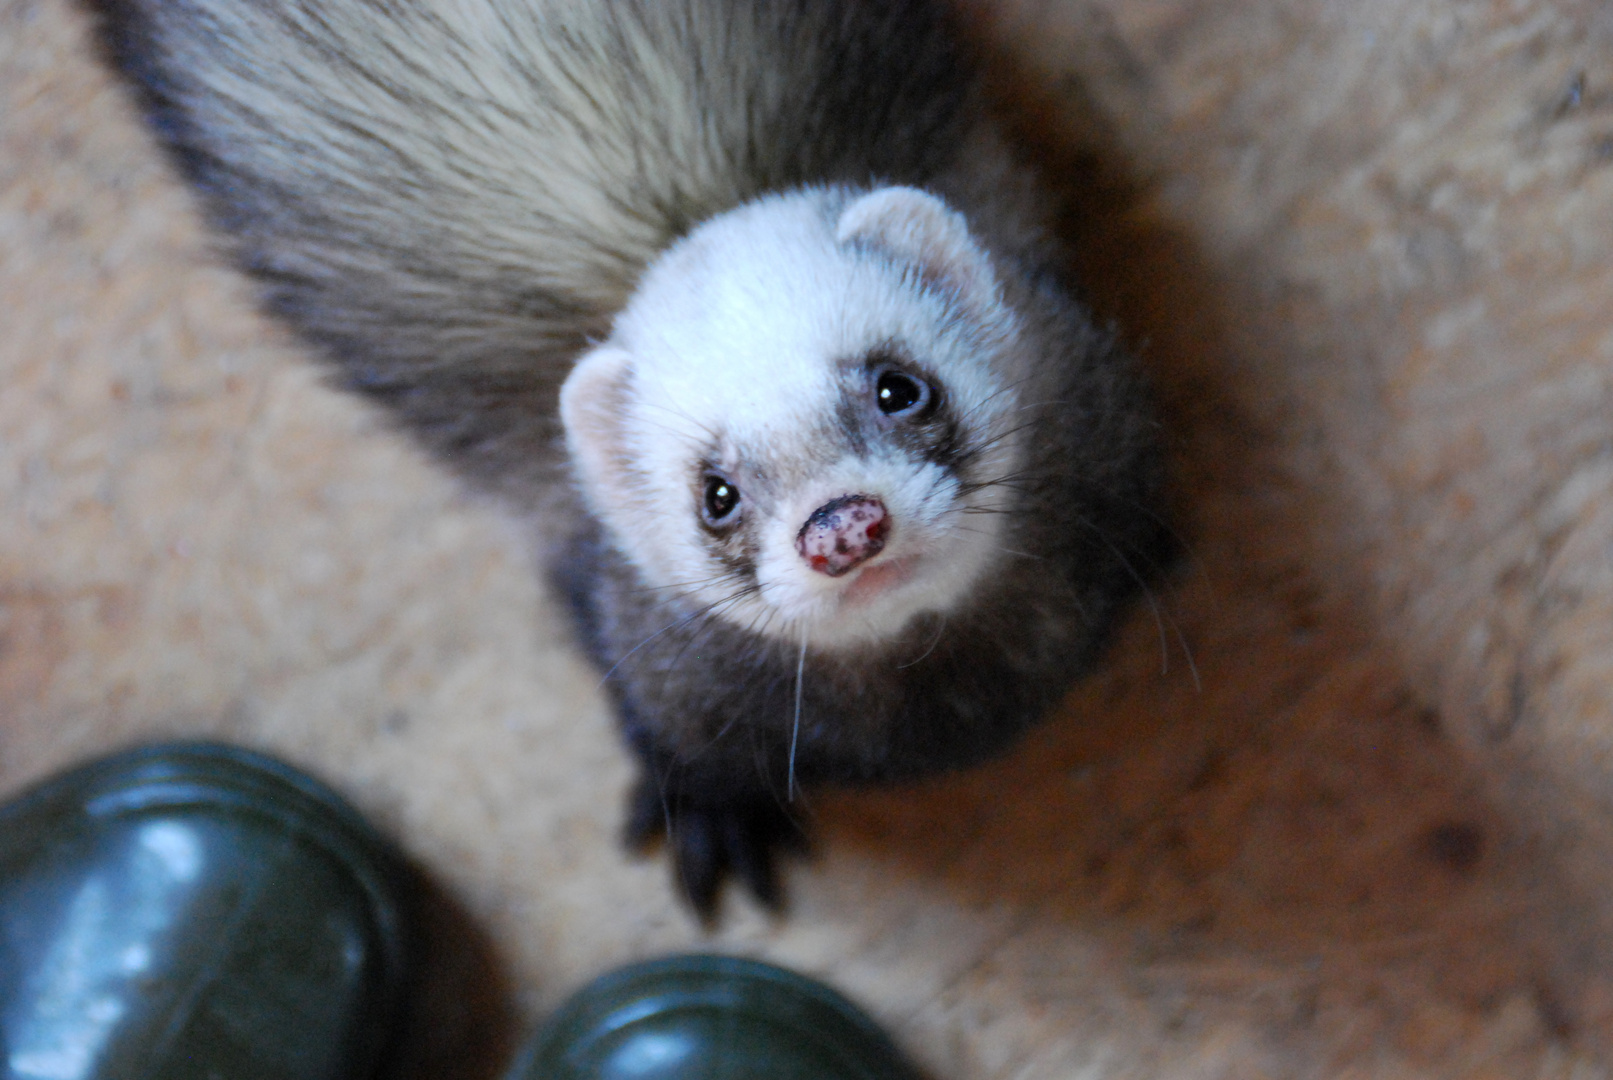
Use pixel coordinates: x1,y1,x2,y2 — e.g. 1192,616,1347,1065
840,554,919,606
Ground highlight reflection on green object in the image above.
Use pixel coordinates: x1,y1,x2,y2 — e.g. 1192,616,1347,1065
510,954,925,1080
0,743,413,1080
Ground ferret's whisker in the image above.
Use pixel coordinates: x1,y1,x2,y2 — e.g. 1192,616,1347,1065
789,630,806,800
955,415,1048,462
933,515,1042,560
1073,516,1199,691
895,614,946,668
635,399,722,443
949,371,1038,425
598,580,759,686
624,570,740,595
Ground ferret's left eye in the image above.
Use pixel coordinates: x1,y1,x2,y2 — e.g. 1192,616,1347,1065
702,473,741,525
876,369,932,418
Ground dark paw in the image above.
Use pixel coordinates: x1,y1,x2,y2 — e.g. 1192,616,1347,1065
623,775,810,920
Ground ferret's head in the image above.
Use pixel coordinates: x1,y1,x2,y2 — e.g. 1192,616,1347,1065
561,186,1026,650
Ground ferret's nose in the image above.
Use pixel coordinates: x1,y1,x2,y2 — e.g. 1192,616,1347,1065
796,495,888,576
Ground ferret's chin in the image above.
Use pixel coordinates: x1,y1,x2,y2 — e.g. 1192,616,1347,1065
746,555,960,650
841,555,920,607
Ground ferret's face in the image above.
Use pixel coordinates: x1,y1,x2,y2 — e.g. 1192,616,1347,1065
562,186,1025,650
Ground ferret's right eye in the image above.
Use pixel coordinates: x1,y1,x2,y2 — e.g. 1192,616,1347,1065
702,473,741,525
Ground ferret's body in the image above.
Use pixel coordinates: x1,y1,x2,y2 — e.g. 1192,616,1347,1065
91,0,1169,912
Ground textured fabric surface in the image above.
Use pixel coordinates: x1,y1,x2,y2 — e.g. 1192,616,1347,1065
3,0,1612,1075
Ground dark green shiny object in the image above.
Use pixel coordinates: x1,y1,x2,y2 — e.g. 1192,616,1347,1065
509,954,925,1080
0,742,413,1080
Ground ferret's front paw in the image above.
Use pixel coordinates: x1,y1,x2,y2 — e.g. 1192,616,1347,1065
622,774,810,920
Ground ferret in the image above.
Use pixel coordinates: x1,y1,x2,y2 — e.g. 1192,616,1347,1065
87,0,1171,915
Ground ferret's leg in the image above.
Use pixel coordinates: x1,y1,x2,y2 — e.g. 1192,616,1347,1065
622,768,809,919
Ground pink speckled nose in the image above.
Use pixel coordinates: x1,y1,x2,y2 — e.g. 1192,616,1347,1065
796,495,888,577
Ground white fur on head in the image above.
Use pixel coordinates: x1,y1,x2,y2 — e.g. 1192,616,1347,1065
560,185,1024,651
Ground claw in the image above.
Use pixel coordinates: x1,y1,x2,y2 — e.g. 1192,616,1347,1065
671,810,725,918
724,812,781,911
621,773,667,851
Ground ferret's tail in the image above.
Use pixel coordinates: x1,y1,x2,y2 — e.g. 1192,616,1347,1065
84,0,976,486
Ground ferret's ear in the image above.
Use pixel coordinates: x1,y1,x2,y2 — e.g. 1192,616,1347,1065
836,186,999,311
560,344,638,510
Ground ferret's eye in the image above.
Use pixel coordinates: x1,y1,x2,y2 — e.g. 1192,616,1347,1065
702,473,741,525
876,369,932,418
